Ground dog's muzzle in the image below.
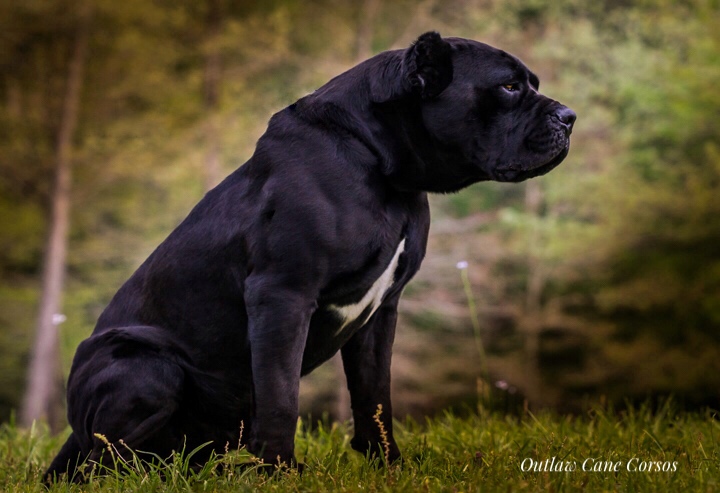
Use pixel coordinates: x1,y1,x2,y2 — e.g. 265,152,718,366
526,104,576,161
552,105,576,137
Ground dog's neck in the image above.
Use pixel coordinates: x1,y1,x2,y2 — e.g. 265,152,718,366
371,98,487,193
292,51,488,194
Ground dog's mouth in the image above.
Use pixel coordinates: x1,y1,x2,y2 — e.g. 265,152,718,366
494,145,569,183
528,145,569,175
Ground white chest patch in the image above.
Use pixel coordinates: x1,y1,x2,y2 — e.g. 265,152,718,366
330,239,406,335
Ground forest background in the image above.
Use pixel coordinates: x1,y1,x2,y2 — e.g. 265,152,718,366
1,0,719,432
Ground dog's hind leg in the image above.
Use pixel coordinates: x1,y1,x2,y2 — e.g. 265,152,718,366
43,432,84,484
86,404,180,477
67,351,187,479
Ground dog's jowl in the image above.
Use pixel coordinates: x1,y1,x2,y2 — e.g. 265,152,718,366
45,31,575,482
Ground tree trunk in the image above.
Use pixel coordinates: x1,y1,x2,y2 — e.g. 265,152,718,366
21,7,90,432
203,0,223,192
525,180,544,315
523,179,544,405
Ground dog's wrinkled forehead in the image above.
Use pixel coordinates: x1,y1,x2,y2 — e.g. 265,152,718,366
446,38,540,90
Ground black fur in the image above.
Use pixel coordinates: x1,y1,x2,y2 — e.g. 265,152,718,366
44,32,574,482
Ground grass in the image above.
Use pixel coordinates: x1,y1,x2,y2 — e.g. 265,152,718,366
0,401,718,492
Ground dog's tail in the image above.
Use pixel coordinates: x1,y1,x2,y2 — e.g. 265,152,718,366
43,432,84,484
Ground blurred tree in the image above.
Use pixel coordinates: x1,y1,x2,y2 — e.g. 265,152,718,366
480,0,720,408
2,0,719,424
21,2,91,432
0,0,203,423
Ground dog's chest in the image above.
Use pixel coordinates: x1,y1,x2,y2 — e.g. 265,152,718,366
328,239,406,335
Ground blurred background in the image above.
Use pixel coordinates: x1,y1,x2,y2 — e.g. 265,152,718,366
1,0,719,432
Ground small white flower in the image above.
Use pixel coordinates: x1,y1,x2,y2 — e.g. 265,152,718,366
456,260,468,269
52,314,67,325
495,380,509,390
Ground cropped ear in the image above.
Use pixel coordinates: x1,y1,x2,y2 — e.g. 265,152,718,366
403,31,453,99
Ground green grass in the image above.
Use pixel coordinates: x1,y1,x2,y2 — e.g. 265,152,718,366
1,402,718,492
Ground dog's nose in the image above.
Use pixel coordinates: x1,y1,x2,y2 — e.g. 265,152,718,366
554,106,576,135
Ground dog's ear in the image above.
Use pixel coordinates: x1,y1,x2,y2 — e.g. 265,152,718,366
402,31,453,99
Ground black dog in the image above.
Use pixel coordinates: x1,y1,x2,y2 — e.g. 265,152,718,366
45,32,574,481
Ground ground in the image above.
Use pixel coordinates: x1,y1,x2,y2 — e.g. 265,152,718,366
1,402,718,492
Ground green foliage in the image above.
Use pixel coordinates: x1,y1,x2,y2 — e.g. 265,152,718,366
449,0,720,408
1,0,720,422
561,1,720,400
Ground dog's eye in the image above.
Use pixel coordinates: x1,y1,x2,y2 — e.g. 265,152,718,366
502,83,519,92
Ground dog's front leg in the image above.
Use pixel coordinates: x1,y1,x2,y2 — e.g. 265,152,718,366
341,296,402,463
245,279,316,468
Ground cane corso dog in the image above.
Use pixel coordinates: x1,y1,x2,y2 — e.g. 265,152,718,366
45,32,575,481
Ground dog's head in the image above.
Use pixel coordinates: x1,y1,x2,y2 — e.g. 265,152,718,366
381,32,575,188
